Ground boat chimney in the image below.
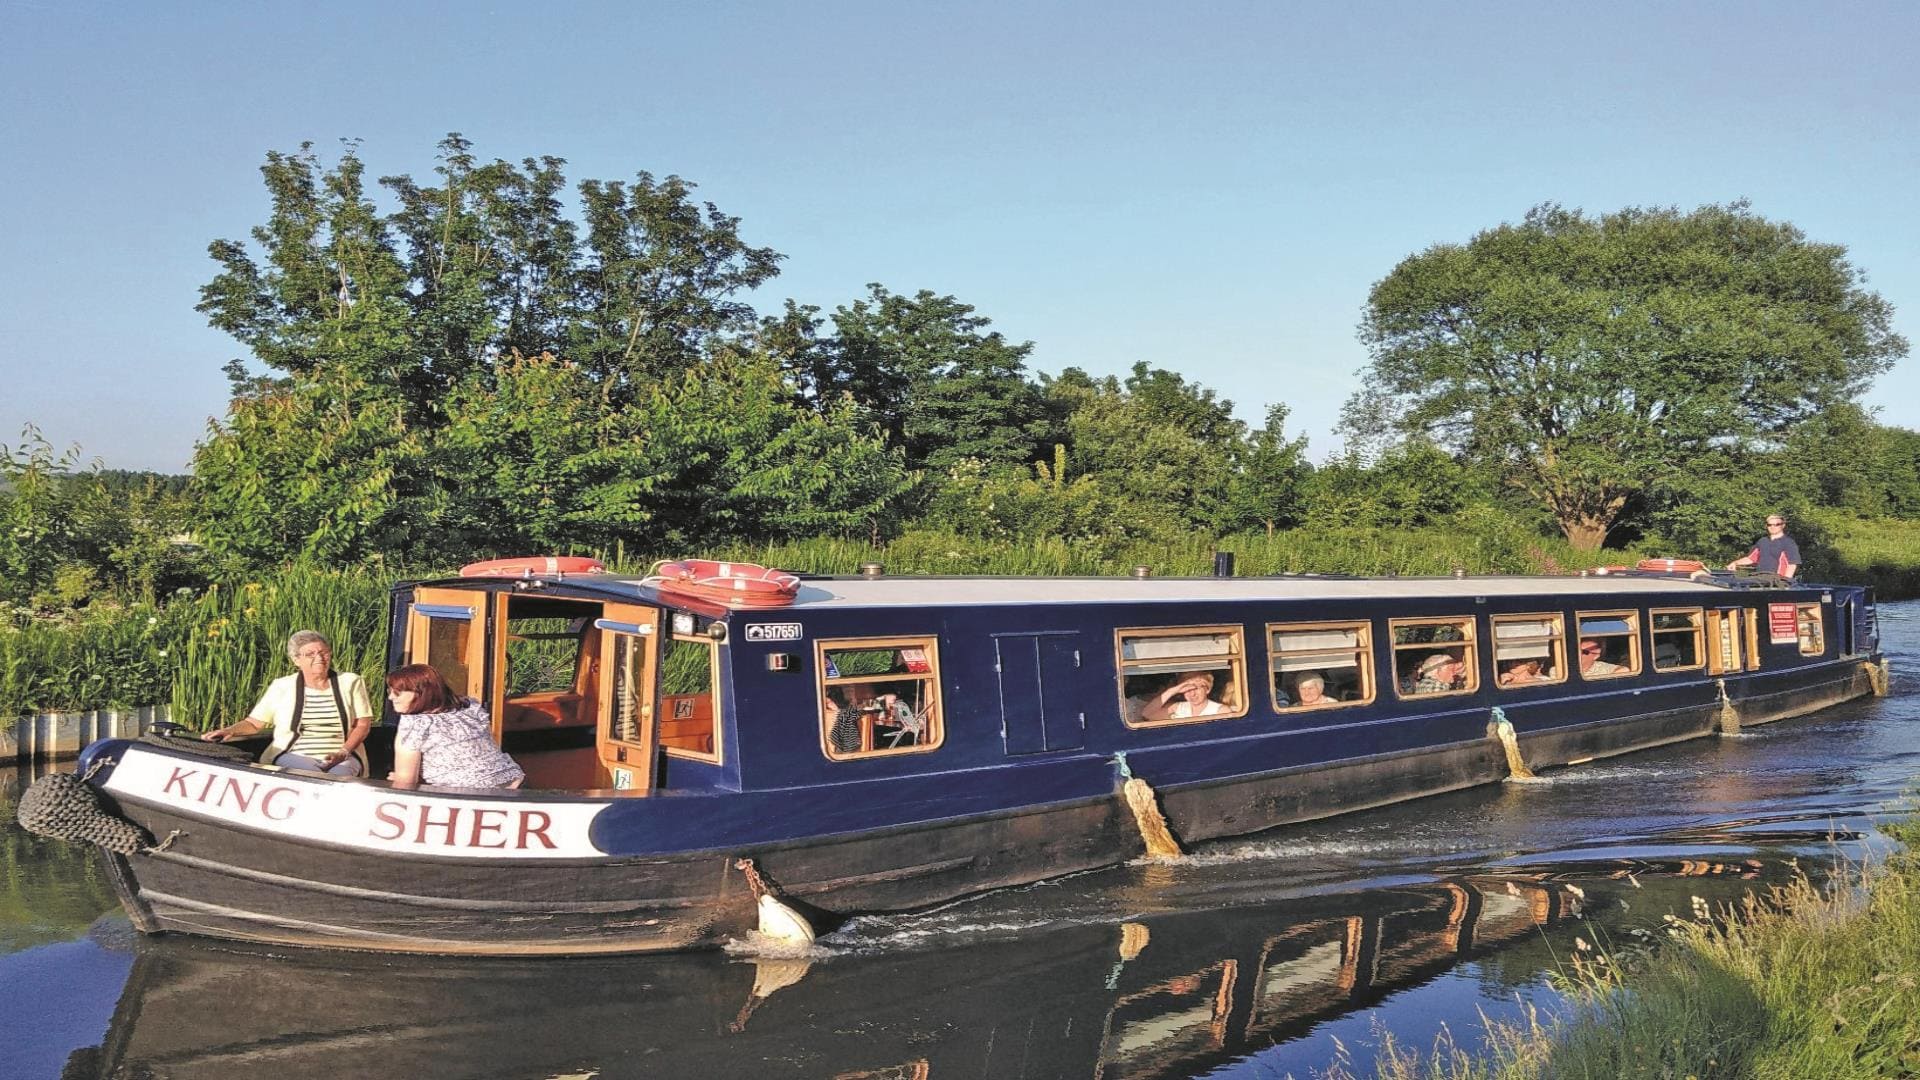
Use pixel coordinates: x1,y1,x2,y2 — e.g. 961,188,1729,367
858,562,885,579
1132,565,1154,579
1212,551,1235,578
1452,567,1467,579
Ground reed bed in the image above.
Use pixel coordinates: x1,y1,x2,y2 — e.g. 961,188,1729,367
3,515,1914,723
167,565,391,728
1353,816,1920,1080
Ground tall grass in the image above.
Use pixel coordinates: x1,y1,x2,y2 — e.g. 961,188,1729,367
614,519,1648,580
3,513,1913,723
1357,815,1920,1079
167,565,391,728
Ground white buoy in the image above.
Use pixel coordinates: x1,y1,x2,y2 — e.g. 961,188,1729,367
735,858,816,946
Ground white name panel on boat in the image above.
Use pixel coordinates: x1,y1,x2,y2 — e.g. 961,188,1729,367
743,622,803,642
105,749,607,859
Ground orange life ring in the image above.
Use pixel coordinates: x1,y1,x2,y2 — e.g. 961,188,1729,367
459,556,608,578
644,559,801,609
1635,558,1707,574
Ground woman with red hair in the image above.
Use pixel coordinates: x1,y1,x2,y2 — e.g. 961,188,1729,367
384,664,526,790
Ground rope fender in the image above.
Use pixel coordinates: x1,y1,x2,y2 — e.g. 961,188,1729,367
16,771,150,855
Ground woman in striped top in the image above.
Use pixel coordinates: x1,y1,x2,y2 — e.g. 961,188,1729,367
202,630,375,776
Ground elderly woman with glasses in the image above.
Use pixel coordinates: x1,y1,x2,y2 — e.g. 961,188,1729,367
1726,514,1801,580
202,630,375,776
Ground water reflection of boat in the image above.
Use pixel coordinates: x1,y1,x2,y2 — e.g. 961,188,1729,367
71,860,1785,1080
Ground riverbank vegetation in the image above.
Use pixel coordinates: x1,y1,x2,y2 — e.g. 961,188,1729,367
5,136,1918,719
1355,814,1920,1079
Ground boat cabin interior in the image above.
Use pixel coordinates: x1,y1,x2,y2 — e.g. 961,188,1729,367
399,585,723,791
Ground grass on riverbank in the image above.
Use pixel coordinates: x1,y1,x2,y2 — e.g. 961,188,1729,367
1354,816,1920,1080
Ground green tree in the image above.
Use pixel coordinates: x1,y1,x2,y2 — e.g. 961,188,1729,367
830,285,1049,473
572,172,783,391
1357,202,1907,549
190,373,428,567
1220,404,1311,535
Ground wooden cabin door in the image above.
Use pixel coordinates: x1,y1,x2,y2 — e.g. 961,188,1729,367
404,588,490,704
995,632,1085,755
595,603,662,792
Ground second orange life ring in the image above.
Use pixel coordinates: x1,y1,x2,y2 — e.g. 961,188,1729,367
460,556,608,578
645,560,802,609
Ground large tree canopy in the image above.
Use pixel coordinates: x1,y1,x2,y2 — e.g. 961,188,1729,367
1357,202,1907,548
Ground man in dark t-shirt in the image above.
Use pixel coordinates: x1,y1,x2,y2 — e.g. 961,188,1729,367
1726,514,1801,579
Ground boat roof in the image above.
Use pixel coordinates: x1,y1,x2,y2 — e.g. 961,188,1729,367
427,570,1800,612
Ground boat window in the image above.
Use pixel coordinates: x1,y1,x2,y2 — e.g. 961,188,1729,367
660,633,720,760
1491,613,1567,688
1116,626,1249,726
1650,609,1705,672
1706,609,1744,675
1267,621,1373,712
1389,618,1477,699
818,637,943,759
423,618,476,698
1796,603,1825,656
1575,610,1640,679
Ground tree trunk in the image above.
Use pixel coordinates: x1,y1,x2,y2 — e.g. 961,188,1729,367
1558,514,1612,551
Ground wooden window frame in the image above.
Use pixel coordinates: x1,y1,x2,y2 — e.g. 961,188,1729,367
816,635,944,761
1795,603,1826,657
1388,616,1479,701
1115,624,1251,728
1574,609,1641,680
1649,607,1707,673
1744,607,1762,670
1265,620,1375,714
659,631,723,764
1706,609,1744,676
1490,612,1568,690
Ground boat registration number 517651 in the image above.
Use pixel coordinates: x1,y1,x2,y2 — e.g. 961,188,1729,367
743,623,803,642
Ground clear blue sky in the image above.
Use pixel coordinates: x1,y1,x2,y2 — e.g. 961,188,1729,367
3,1,1915,472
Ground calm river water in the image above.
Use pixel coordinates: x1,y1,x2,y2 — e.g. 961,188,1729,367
5,601,1917,1080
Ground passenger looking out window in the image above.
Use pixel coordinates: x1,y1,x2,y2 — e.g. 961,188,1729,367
1117,627,1249,726
1498,658,1547,685
1392,619,1476,698
1575,612,1640,678
1290,671,1331,706
1140,669,1229,721
1410,653,1467,694
1269,622,1372,712
819,638,942,758
1491,614,1564,688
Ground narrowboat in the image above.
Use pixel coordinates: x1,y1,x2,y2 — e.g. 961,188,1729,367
32,559,1887,955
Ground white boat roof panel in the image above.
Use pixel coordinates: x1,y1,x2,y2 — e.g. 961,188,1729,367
578,572,1776,610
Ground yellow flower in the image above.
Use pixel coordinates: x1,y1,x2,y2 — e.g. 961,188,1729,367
243,607,257,617
244,582,262,593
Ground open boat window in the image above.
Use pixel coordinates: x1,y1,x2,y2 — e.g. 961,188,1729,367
1650,609,1705,672
1390,618,1477,699
1575,611,1640,679
660,632,720,761
1491,613,1567,688
1267,621,1373,712
1796,603,1826,656
1116,626,1249,726
818,637,943,759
